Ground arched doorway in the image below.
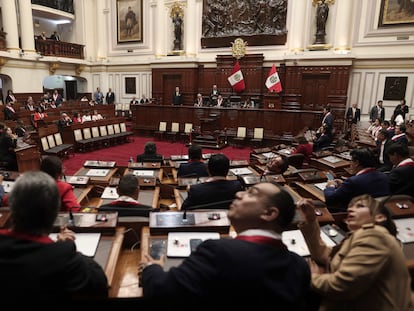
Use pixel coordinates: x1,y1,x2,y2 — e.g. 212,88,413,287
42,75,88,101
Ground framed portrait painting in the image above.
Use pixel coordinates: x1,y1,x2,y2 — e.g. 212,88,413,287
378,0,414,27
117,0,143,43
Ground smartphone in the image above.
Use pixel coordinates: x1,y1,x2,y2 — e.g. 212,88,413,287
189,238,203,253
325,172,334,180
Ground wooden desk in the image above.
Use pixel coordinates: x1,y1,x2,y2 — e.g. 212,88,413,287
95,226,124,289
283,185,334,224
293,182,326,202
74,167,118,185
298,170,328,183
310,156,351,173
73,185,93,205
54,211,118,234
15,145,41,173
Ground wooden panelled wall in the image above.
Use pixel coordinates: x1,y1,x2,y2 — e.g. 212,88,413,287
152,54,350,135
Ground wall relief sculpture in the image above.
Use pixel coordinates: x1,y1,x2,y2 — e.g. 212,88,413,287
201,0,288,48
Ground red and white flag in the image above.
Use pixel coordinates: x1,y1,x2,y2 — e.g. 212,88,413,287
227,60,245,92
265,64,282,93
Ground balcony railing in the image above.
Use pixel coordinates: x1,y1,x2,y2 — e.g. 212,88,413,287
35,39,84,59
31,0,74,14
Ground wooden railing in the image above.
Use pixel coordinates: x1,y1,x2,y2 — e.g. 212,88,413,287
35,39,84,59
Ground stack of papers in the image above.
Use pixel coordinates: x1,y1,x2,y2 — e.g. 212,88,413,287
314,182,327,191
86,169,109,177
101,187,119,199
229,167,253,175
262,152,277,159
132,170,155,177
395,218,414,243
323,156,341,164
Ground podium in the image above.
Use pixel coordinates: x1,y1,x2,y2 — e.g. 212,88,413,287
15,145,40,173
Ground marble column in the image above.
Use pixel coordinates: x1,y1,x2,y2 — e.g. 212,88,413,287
288,0,307,52
333,0,353,52
0,0,20,52
18,0,36,53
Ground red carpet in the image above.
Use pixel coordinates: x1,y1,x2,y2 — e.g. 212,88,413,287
63,135,252,175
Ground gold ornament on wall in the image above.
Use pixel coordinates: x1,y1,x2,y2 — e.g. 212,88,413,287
0,57,6,68
312,0,335,5
230,38,247,60
49,62,59,74
75,64,85,75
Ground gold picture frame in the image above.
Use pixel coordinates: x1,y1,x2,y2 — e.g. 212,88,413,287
378,0,414,27
117,0,143,43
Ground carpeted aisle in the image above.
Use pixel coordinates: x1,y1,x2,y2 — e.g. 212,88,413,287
63,135,252,175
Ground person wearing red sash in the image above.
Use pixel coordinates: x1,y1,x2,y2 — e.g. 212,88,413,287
138,182,311,310
0,171,108,305
324,148,390,212
387,143,414,195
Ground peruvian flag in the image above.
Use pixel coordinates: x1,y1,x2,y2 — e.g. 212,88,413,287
265,64,282,93
227,60,245,92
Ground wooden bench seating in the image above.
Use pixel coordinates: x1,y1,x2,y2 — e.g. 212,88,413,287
38,126,74,158
62,117,133,152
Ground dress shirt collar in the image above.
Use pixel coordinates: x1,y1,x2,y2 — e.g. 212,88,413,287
397,158,414,167
117,195,139,203
237,229,281,240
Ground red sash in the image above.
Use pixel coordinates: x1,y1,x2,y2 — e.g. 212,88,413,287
0,229,54,244
235,235,287,250
398,161,414,167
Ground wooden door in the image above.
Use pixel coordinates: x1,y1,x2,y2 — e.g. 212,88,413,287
163,74,181,105
301,74,329,111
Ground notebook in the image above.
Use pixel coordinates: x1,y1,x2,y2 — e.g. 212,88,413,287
49,233,101,257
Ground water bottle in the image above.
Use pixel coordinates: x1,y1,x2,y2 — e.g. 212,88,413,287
129,156,133,164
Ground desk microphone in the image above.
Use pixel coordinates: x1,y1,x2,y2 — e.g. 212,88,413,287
182,199,234,220
68,207,74,226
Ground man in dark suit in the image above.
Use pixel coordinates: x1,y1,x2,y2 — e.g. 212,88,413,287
172,86,183,105
346,102,361,124
387,143,414,195
181,154,243,210
138,182,311,310
375,129,393,172
177,144,209,178
324,148,390,212
321,105,334,139
99,174,154,217
209,84,221,106
50,31,60,41
105,88,115,104
369,100,385,123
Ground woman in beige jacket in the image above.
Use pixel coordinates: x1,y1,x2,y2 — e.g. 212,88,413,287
298,194,414,311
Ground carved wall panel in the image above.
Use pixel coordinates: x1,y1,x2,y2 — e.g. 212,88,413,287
201,0,288,48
